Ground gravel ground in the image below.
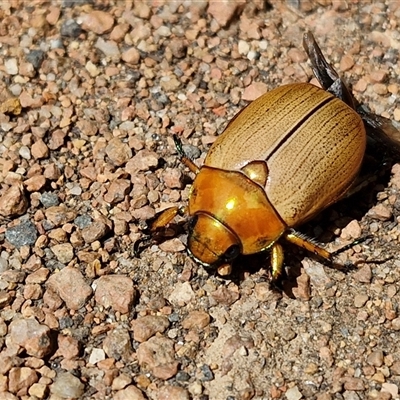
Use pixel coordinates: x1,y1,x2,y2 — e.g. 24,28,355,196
1,1,400,399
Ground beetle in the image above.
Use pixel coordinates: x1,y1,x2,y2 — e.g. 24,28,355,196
137,32,400,281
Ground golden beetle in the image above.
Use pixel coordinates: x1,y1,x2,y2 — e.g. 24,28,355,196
140,32,400,280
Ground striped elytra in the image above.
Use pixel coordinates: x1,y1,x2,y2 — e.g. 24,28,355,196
205,83,366,227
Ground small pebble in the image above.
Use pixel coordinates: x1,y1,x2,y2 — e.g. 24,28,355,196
367,350,384,367
51,243,74,264
368,204,392,221
354,294,369,308
88,348,106,365
95,275,136,314
285,386,302,400
0,184,28,217
79,10,114,34
103,328,132,361
47,266,92,310
19,145,31,160
5,220,37,247
60,19,82,37
5,58,18,75
131,315,170,342
9,317,52,358
8,367,38,396
114,385,146,400
26,50,45,70
137,336,179,380
50,372,84,399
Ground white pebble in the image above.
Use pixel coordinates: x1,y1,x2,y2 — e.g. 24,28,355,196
69,185,82,196
285,386,302,400
156,25,171,37
238,40,250,55
247,50,258,60
19,146,31,160
5,58,18,75
9,84,22,96
85,60,100,77
88,348,105,364
95,37,120,58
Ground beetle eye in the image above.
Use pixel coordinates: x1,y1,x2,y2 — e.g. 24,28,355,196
223,244,240,262
188,215,198,233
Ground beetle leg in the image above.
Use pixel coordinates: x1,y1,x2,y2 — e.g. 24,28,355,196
133,206,187,257
271,242,285,281
303,32,355,109
173,134,200,174
283,229,331,261
151,206,186,231
358,107,400,156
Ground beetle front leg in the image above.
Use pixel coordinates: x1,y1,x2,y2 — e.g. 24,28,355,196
283,229,332,262
133,206,186,256
151,206,186,231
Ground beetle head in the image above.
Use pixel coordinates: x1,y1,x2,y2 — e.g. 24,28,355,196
187,212,241,270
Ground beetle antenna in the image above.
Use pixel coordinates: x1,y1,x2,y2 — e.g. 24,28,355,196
173,134,200,174
173,134,185,158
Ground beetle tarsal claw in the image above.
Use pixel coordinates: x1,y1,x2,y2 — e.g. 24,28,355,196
133,234,153,257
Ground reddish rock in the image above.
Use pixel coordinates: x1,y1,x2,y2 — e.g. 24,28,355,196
242,82,269,101
104,179,131,204
162,168,183,189
105,138,132,166
131,315,170,342
125,150,159,173
211,286,240,306
207,0,245,27
24,175,46,192
121,47,141,64
8,367,38,396
95,275,136,314
182,310,211,330
80,10,114,34
9,318,52,358
137,336,178,380
368,204,392,221
31,139,49,159
45,205,77,226
81,220,109,244
0,184,28,217
114,385,146,400
46,266,92,310
56,335,80,360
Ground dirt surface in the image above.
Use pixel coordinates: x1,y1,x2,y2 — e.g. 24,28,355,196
1,1,400,399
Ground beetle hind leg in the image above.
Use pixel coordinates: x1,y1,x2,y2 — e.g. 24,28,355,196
303,32,355,109
283,229,332,262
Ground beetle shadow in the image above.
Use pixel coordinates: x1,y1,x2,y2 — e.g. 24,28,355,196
224,148,396,297
218,251,303,299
